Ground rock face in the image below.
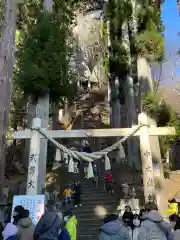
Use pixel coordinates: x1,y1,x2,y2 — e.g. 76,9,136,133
59,9,110,136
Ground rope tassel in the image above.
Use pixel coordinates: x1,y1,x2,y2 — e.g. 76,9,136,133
55,149,61,162
87,162,94,179
64,152,69,164
118,143,125,159
105,155,111,170
68,156,74,173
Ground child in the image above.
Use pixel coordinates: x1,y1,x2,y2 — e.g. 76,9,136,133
63,186,73,204
64,212,77,240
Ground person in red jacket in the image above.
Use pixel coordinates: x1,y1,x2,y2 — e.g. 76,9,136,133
104,171,114,195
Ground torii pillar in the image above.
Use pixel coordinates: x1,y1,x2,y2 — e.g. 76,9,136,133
138,113,155,202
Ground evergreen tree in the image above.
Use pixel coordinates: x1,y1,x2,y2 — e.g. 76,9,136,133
15,1,77,103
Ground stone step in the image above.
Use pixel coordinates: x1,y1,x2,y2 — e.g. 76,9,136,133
82,186,105,190
81,195,116,201
74,208,115,216
81,188,112,193
77,216,104,222
77,227,100,234
81,181,105,186
80,201,117,206
76,199,116,204
81,191,107,195
67,174,117,240
77,234,98,240
82,194,116,198
78,222,102,228
78,227,100,232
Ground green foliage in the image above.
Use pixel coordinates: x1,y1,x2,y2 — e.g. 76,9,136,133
17,0,42,31
108,1,164,61
136,29,164,61
142,92,174,126
109,41,130,77
136,17,164,61
137,5,162,32
0,0,4,34
142,92,180,157
106,0,132,78
105,0,164,103
136,4,164,61
16,10,77,102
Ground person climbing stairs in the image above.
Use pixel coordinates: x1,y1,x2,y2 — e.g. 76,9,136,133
74,177,118,240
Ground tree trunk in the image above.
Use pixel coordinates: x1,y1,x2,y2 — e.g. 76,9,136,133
0,0,19,199
137,56,154,94
110,75,121,129
51,102,59,130
122,18,138,168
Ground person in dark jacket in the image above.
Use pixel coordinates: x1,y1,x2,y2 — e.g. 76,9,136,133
173,218,180,240
73,181,82,208
34,212,61,240
4,204,12,227
99,214,132,240
139,209,145,219
124,206,132,213
0,222,3,240
34,211,71,240
169,213,179,230
123,211,134,238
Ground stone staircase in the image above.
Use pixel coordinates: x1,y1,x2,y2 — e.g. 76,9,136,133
74,177,118,240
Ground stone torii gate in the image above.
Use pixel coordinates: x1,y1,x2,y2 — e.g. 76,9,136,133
9,112,176,203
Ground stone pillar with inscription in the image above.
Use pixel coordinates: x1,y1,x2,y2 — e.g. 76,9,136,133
138,112,155,203
26,118,41,195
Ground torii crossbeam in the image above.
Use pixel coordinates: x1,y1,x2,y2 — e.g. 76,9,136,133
11,126,175,139
7,113,176,203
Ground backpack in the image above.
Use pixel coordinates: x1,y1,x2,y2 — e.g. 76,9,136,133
6,236,17,240
58,228,71,240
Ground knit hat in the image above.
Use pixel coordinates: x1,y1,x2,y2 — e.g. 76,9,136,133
23,209,30,218
13,205,24,217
